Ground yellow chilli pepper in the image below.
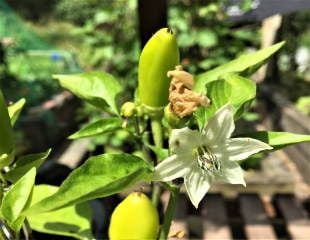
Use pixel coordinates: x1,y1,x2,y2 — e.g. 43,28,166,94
109,192,159,240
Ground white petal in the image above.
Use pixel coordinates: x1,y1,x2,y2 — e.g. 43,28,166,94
226,137,272,161
153,155,190,181
184,166,211,208
204,104,235,144
219,161,246,186
170,127,202,155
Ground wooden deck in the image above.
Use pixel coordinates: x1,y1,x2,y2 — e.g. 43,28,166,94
164,193,310,240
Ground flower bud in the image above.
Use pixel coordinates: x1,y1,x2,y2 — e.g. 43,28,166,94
120,102,136,117
138,28,179,107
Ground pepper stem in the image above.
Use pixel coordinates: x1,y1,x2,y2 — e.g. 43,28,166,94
159,186,180,240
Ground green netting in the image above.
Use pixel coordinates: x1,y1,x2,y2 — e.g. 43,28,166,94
0,0,51,50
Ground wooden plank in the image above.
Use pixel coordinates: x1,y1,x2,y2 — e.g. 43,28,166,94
239,194,277,239
275,195,310,239
169,194,189,240
201,194,232,240
56,139,90,169
161,191,189,239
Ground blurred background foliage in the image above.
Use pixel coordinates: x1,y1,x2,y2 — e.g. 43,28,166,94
0,0,309,156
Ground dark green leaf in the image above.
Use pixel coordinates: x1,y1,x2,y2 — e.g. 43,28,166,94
194,41,285,93
25,154,152,215
27,185,93,240
8,98,26,126
69,118,122,139
0,168,36,231
0,90,14,168
240,131,310,150
4,149,51,183
54,72,122,114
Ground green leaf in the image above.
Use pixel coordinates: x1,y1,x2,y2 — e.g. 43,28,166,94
54,72,122,114
224,74,256,119
25,154,153,215
194,41,285,93
69,118,123,139
194,74,256,129
4,149,51,183
0,90,14,168
0,168,36,231
27,185,93,240
241,131,310,150
8,98,26,126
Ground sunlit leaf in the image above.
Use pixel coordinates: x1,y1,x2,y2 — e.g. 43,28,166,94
4,149,51,183
240,131,310,150
54,72,122,114
8,98,26,126
194,41,285,93
69,118,122,139
195,74,256,129
25,154,152,215
0,168,36,231
27,185,93,240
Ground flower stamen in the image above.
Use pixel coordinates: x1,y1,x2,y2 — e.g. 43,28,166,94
196,146,220,173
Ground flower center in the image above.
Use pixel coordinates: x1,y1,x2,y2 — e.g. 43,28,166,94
196,146,220,174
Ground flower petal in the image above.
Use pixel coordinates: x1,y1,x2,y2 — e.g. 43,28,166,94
226,137,272,161
219,161,246,186
170,127,202,155
153,155,190,181
184,166,211,208
204,104,235,144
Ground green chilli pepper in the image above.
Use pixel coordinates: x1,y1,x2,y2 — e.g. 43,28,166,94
138,28,179,108
109,192,159,240
0,90,14,168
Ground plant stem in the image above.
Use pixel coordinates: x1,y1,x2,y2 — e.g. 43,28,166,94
159,186,180,240
150,116,164,207
151,183,161,207
150,116,163,150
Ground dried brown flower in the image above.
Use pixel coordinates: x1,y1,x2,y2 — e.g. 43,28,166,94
168,65,210,118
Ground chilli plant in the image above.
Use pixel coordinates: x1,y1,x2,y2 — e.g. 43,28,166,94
1,28,310,240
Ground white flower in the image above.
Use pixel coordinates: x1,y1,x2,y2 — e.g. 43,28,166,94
153,104,272,208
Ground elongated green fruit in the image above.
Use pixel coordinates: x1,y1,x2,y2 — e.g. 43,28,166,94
109,192,159,240
138,28,179,107
0,90,14,168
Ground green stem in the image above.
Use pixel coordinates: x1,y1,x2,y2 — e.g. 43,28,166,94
159,186,180,240
150,116,164,207
151,183,161,207
150,117,163,150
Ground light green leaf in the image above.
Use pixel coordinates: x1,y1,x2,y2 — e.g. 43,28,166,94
0,168,36,231
147,145,169,162
25,154,153,215
69,118,122,139
194,41,285,93
8,98,26,126
27,185,93,240
4,149,51,183
54,72,122,114
0,90,14,168
241,131,310,150
224,74,256,119
194,74,256,129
